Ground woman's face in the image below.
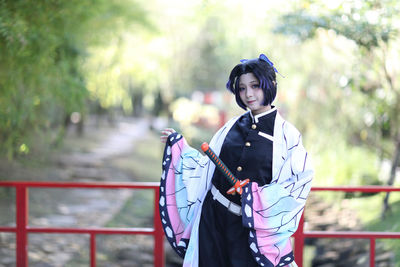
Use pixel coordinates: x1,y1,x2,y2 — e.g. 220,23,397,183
238,73,271,115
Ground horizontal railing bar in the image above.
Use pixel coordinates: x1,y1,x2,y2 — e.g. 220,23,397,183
0,226,155,235
304,231,400,239
27,227,155,235
0,227,16,232
0,181,160,189
2,182,399,192
3,227,399,238
311,186,400,192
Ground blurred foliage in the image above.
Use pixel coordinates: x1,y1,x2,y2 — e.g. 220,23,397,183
0,0,149,159
275,0,397,49
1,0,400,191
0,0,291,158
313,138,380,186
83,0,303,114
274,0,400,186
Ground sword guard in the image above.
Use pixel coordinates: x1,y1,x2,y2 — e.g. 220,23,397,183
227,179,250,195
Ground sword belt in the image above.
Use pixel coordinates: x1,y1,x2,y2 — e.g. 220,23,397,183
211,185,242,216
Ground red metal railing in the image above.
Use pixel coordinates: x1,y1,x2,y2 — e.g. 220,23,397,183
0,181,164,267
293,186,400,267
1,182,400,267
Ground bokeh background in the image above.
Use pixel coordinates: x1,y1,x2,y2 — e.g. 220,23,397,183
1,0,400,266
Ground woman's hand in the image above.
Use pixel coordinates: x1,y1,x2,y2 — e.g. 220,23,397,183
160,128,176,143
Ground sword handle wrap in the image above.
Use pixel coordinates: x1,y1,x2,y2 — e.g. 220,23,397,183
201,142,238,186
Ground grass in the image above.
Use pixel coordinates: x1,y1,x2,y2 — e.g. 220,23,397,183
0,187,15,225
346,193,400,226
303,246,316,267
105,190,154,228
110,130,163,182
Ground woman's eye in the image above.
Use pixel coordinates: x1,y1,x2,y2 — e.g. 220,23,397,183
239,87,245,92
252,84,260,89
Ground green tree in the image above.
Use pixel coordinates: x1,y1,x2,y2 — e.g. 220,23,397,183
274,0,400,216
0,0,149,159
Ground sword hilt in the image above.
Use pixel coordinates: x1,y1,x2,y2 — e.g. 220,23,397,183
201,142,238,186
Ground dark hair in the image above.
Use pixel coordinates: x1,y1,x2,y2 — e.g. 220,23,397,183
226,57,277,110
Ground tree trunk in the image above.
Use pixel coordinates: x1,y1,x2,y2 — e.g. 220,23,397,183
381,136,400,218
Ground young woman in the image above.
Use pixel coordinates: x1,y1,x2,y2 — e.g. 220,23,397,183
159,54,313,267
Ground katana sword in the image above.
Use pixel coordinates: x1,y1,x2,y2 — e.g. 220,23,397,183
201,142,249,195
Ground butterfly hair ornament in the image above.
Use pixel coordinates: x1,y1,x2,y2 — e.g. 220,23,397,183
240,53,285,78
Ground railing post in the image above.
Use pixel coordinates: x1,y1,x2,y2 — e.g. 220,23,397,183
294,213,305,267
90,233,96,267
153,187,165,267
16,185,29,267
370,238,375,267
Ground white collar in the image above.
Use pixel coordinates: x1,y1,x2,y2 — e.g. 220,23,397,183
249,106,277,123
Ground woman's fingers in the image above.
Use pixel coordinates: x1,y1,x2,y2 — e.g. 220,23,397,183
160,128,176,143
161,128,175,136
164,128,176,134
